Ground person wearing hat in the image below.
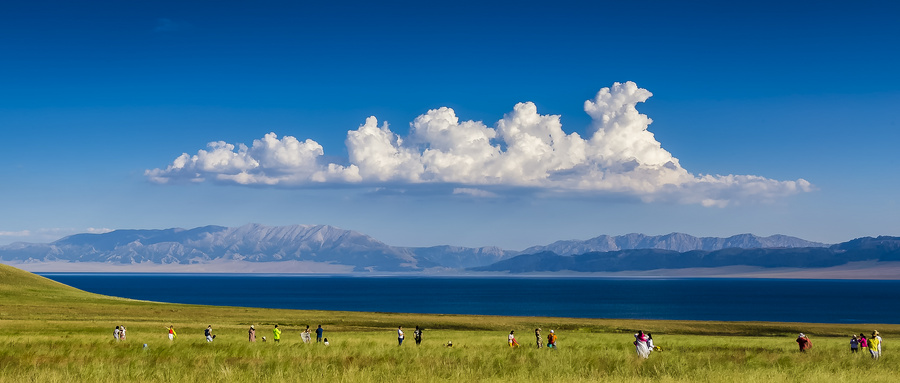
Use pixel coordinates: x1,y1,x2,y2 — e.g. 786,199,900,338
248,325,256,342
796,333,811,352
870,331,881,360
874,330,883,355
548,330,558,349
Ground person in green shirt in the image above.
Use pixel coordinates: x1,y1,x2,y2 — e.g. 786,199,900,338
273,325,282,343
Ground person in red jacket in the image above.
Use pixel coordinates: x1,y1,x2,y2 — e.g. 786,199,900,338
796,333,812,352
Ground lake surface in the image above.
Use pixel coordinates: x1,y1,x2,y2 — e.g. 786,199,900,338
39,274,900,324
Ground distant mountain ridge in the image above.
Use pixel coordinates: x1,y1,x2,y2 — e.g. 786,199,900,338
473,236,900,273
0,224,834,272
0,224,507,272
518,233,826,255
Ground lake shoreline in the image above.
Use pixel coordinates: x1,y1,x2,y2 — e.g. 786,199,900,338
6,259,900,280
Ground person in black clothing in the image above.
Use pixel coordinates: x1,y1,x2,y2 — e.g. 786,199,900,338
414,326,422,345
205,325,215,342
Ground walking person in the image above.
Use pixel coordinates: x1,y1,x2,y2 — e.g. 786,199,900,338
796,333,811,352
547,330,558,349
167,325,177,341
535,328,543,349
302,325,312,343
205,325,215,342
120,326,126,341
859,333,868,353
874,330,883,356
414,326,422,345
508,330,519,347
398,326,405,346
647,333,654,353
870,331,881,360
634,331,650,358
316,325,324,343
114,326,121,341
851,335,859,353
248,325,256,342
273,325,282,343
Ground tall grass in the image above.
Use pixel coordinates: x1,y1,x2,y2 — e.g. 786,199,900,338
1,264,897,382
1,322,896,382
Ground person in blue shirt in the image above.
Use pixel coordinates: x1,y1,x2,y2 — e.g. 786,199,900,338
316,325,324,343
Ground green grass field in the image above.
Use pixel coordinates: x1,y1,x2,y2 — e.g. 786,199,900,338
1,263,896,382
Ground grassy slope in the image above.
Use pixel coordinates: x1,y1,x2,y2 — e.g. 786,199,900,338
1,263,898,382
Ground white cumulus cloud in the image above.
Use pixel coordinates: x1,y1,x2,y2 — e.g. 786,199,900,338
145,81,813,205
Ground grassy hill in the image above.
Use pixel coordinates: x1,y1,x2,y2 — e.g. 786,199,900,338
1,263,898,382
0,261,96,298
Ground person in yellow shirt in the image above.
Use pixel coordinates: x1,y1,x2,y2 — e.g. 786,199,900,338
273,325,282,343
869,331,881,360
167,325,177,341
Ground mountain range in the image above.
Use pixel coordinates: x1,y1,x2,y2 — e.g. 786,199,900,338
473,236,900,273
1,223,889,275
0,224,506,272
519,232,825,255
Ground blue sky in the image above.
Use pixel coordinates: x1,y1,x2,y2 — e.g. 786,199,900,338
1,0,898,249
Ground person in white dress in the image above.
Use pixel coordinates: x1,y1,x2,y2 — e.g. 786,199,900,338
634,331,650,359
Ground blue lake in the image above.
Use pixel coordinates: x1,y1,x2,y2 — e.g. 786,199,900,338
38,274,900,324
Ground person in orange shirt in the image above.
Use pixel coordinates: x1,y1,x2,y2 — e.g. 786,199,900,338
548,330,558,349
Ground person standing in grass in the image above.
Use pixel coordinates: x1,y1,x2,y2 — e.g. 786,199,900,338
114,326,121,341
167,326,177,341
120,326,126,341
534,328,543,349
414,326,422,345
248,325,256,342
874,330,883,356
859,333,868,352
851,335,859,353
206,325,214,342
634,331,649,358
273,325,282,343
302,325,312,343
869,331,881,360
508,331,519,347
796,333,811,352
547,330,557,349
316,325,324,343
398,326,405,346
